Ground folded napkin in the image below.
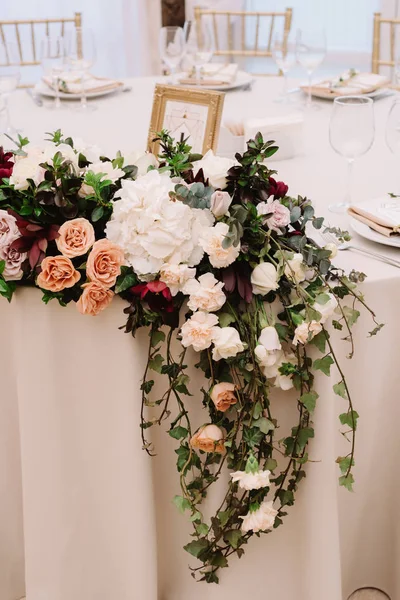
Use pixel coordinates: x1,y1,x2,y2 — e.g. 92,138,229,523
179,63,238,86
244,114,304,161
303,71,390,97
43,72,123,94
348,198,400,237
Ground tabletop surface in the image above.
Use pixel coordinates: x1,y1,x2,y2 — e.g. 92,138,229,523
6,75,400,284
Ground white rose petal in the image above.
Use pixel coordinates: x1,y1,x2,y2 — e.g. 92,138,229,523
200,222,240,269
324,243,338,259
212,326,244,361
230,469,271,491
240,501,278,533
159,263,196,296
124,150,159,177
180,311,219,352
293,320,322,345
192,150,235,190
284,253,306,284
210,190,232,218
316,293,338,324
251,262,279,296
0,210,20,248
183,272,226,312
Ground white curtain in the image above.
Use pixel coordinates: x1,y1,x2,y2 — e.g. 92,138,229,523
0,0,161,79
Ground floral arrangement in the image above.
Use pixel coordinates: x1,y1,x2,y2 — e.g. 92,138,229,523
0,130,381,583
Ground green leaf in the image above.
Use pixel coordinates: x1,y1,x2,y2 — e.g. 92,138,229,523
343,306,361,327
0,260,5,275
196,523,210,536
151,330,166,348
339,410,359,430
264,458,278,471
91,205,104,222
315,293,330,305
313,355,334,376
184,538,209,558
114,272,137,294
278,489,294,506
210,551,228,567
295,427,314,452
0,278,8,293
300,391,318,414
140,380,154,394
253,417,275,434
224,529,242,549
169,426,188,440
311,330,328,353
172,495,191,513
148,354,164,373
218,312,236,327
333,381,347,399
218,510,231,527
339,473,354,491
336,456,355,474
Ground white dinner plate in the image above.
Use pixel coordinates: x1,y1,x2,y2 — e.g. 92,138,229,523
350,217,400,248
176,70,254,92
308,87,391,101
34,81,125,100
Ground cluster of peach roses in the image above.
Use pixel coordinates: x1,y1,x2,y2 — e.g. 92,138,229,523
37,217,124,316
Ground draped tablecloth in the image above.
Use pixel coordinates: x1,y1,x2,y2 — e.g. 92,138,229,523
2,77,400,600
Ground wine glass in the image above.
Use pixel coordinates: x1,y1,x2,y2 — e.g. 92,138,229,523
384,98,400,204
64,27,96,111
296,29,326,108
0,40,20,135
185,23,214,84
329,96,375,213
40,36,65,110
272,32,296,102
159,26,186,84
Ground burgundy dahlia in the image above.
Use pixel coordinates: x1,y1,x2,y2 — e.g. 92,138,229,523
268,177,288,199
0,147,14,180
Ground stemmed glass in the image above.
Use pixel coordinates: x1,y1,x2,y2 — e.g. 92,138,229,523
329,96,375,213
159,26,186,84
40,36,65,110
64,27,96,111
185,23,214,84
385,98,400,204
296,29,326,108
272,32,296,102
0,40,20,135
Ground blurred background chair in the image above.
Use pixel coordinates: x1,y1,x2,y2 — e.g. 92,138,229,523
372,11,400,79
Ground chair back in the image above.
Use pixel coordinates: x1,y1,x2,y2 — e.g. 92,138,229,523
372,11,400,75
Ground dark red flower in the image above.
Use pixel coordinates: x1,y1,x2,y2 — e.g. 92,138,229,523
0,147,14,180
130,280,174,313
268,177,288,199
8,210,59,269
221,264,253,303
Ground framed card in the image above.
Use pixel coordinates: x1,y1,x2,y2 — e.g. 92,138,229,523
148,84,225,155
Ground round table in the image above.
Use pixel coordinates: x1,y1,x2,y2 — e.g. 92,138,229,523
2,77,400,600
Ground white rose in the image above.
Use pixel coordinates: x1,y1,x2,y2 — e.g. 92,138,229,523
200,222,240,269
159,263,196,296
183,272,226,312
257,198,290,233
0,244,27,280
9,154,45,190
255,326,282,368
231,469,271,491
210,191,232,218
251,262,279,295
43,142,80,173
316,293,338,324
124,150,159,177
180,311,219,352
240,500,278,533
293,320,322,345
324,243,338,259
212,326,245,361
260,350,296,390
79,161,125,197
73,138,101,163
192,150,235,189
0,210,20,247
284,253,306,284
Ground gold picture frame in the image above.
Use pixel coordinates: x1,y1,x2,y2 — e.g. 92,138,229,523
147,84,225,156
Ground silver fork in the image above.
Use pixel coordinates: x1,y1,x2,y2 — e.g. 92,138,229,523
320,229,400,269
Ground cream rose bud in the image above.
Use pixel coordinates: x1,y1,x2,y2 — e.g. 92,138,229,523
324,243,338,259
0,210,20,247
210,382,237,412
240,501,278,533
183,272,226,312
212,327,245,361
192,150,235,190
190,424,225,454
293,320,322,345
284,253,306,284
316,293,338,324
159,263,196,296
180,311,219,352
231,469,271,491
251,262,279,295
210,191,232,218
199,222,240,269
258,326,281,351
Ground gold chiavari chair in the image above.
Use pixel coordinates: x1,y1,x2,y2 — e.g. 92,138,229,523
372,11,400,75
193,6,293,74
0,12,82,86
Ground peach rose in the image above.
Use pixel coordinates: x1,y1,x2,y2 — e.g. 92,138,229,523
56,218,95,258
76,281,114,316
210,382,237,412
86,239,124,288
190,424,225,454
37,255,81,292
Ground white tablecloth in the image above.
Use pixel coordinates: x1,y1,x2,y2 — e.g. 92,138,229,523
2,77,400,600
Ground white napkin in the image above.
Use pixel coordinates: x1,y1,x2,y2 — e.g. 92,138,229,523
313,71,389,96
244,114,304,160
43,72,123,94
348,197,400,237
179,63,238,86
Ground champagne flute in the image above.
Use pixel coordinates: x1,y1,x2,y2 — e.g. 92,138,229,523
64,27,96,111
272,32,296,102
0,40,20,134
159,26,186,84
329,96,375,213
40,36,65,110
185,23,214,84
296,29,326,108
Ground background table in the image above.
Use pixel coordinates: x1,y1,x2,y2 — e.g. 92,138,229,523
2,78,400,600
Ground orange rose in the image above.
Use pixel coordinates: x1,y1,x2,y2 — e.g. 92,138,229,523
86,239,124,288
56,218,95,258
190,424,225,454
210,382,237,412
37,255,81,292
76,281,114,316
